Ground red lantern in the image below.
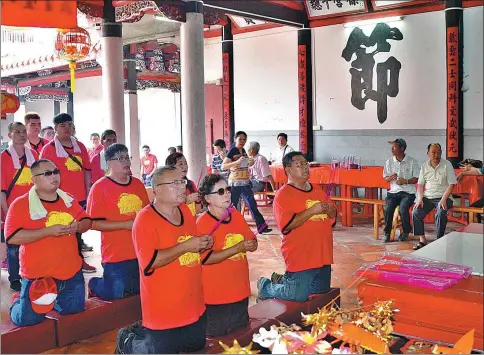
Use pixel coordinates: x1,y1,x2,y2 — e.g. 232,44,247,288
55,27,92,92
1,92,20,120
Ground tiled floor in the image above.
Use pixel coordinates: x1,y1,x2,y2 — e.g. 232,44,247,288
1,206,460,354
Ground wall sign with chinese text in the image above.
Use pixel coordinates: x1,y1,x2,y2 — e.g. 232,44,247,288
222,53,231,149
1,0,77,28
371,0,433,10
298,45,308,154
342,23,403,124
305,0,367,20
446,27,459,159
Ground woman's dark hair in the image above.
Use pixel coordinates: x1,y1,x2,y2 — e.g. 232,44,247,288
165,152,184,166
198,174,225,206
234,131,247,140
213,139,226,148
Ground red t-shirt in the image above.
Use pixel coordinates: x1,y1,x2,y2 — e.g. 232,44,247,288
1,149,39,206
90,150,107,184
5,193,88,280
132,204,205,330
87,176,149,263
141,154,157,175
88,144,104,161
186,180,198,216
40,141,91,202
197,210,254,305
29,137,49,155
274,183,335,272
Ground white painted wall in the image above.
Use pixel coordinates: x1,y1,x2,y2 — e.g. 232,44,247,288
204,37,222,83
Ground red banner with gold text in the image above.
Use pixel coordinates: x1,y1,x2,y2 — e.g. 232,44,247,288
1,0,77,28
222,52,231,149
446,27,459,159
298,45,308,154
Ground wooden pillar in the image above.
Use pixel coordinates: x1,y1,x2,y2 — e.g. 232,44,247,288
298,28,314,161
222,20,235,149
445,0,464,167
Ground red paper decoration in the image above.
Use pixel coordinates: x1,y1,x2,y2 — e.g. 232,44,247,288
1,92,20,120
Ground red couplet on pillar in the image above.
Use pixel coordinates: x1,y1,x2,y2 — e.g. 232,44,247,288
222,53,231,148
446,27,459,159
298,45,308,154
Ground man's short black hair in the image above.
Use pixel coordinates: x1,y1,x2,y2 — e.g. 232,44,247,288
166,152,184,166
142,145,150,150
40,126,53,136
53,113,73,125
31,158,55,172
427,143,442,152
198,174,225,206
213,139,226,149
168,147,176,154
282,151,305,170
277,133,288,141
90,133,100,139
101,129,116,141
24,112,40,123
8,122,25,132
176,145,183,152
234,131,247,139
105,143,128,161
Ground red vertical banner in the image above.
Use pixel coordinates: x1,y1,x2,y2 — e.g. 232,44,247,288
446,27,459,159
222,53,231,149
1,1,77,28
298,45,308,154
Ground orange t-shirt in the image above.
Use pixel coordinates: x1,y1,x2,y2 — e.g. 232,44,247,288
90,150,107,184
197,210,254,305
274,183,335,273
1,149,39,206
29,137,49,155
40,141,91,202
87,176,149,263
5,193,87,280
141,154,157,175
132,203,205,330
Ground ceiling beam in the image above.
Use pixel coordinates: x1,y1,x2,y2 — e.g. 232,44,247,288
203,1,307,27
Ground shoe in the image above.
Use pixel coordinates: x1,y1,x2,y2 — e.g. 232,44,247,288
81,242,94,252
413,241,427,250
382,234,390,243
10,280,21,292
1,260,8,270
82,260,97,273
260,227,272,234
270,272,284,284
398,232,409,242
256,277,268,303
115,327,136,354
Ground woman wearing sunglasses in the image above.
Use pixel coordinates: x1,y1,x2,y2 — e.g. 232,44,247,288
197,174,258,337
166,153,202,216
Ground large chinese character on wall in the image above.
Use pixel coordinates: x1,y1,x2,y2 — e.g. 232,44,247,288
341,23,403,124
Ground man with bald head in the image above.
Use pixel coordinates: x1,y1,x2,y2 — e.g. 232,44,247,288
5,158,92,326
116,166,213,354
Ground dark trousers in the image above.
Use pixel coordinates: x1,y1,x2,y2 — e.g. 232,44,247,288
231,185,267,231
76,200,87,259
6,243,20,283
89,259,140,301
384,192,415,235
125,312,207,354
412,197,454,239
471,198,484,223
206,298,249,337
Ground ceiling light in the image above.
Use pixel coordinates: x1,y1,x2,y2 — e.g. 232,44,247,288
344,16,403,29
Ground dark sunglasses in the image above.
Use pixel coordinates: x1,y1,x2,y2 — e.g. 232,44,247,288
33,169,61,177
207,186,232,196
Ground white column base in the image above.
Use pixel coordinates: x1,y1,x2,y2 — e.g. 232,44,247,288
124,92,140,178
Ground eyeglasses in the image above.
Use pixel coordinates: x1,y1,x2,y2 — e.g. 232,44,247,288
291,161,309,168
33,169,61,177
156,179,187,187
207,186,232,196
109,156,131,162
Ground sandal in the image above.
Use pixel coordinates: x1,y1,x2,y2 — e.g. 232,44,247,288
413,241,427,250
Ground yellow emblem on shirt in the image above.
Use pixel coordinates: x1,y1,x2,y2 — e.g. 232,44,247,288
223,233,245,260
15,167,32,186
177,235,201,266
45,212,74,227
187,202,196,216
306,200,328,221
117,193,143,215
65,155,83,172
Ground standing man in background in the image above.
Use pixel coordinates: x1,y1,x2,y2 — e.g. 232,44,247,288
140,145,158,187
24,112,49,155
88,133,104,160
272,133,294,165
40,126,55,141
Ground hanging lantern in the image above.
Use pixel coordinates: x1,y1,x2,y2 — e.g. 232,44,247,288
55,28,92,93
1,92,20,120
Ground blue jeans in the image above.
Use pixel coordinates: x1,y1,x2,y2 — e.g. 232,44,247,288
6,243,20,283
10,270,85,327
89,259,140,301
258,265,331,302
230,184,267,231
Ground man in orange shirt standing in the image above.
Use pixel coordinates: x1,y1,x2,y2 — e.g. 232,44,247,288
90,130,117,184
88,133,104,160
24,112,49,154
5,158,92,326
116,166,212,354
1,122,39,291
257,152,336,302
87,144,149,300
40,113,96,273
140,145,158,187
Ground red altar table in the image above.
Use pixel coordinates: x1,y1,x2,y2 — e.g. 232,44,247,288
270,165,483,227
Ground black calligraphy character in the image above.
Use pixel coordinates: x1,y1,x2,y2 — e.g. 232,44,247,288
334,0,343,8
299,84,306,94
299,71,306,82
448,32,457,43
448,81,457,91
449,93,457,104
300,120,307,128
342,23,403,124
449,45,456,57
348,0,359,5
309,0,328,11
449,131,457,141
449,69,456,79
244,18,256,25
299,108,305,116
299,95,306,105
450,119,457,128
448,145,457,153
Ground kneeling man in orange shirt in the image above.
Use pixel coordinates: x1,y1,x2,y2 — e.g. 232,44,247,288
116,166,213,354
257,152,336,302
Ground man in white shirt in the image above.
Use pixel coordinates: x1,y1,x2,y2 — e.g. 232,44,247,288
412,143,457,250
247,141,276,193
382,139,420,242
272,133,294,164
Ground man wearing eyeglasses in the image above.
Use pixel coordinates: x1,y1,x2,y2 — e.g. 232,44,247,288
87,144,149,301
40,113,96,273
257,151,337,302
116,166,212,354
90,129,118,184
5,158,92,326
1,122,39,292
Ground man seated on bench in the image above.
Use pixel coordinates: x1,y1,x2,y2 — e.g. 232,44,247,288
87,144,149,300
257,152,336,302
5,159,91,326
116,166,213,354
412,143,457,250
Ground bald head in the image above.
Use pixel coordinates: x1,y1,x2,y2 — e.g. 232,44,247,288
8,122,25,133
31,159,60,192
151,166,178,188
31,159,56,175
